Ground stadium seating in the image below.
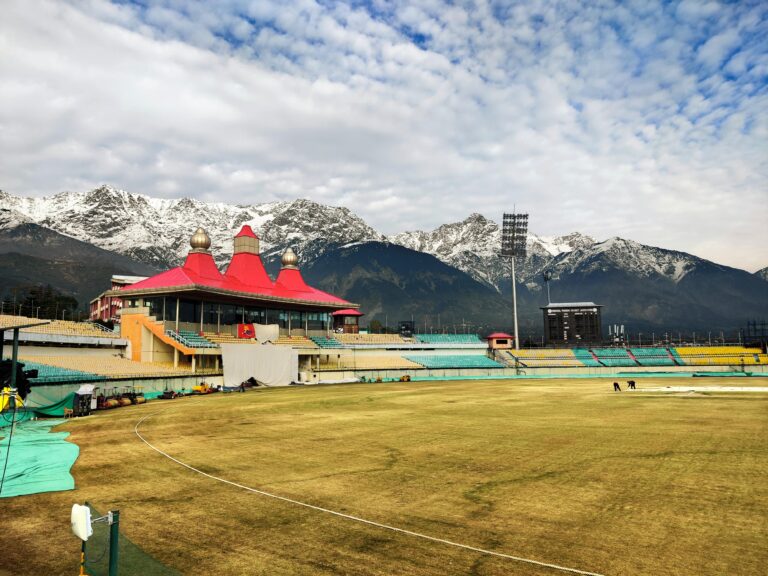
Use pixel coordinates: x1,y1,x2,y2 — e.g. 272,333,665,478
413,334,483,344
629,347,676,366
404,355,504,369
334,334,408,345
572,348,602,367
0,315,121,339
203,332,257,345
309,336,342,348
317,356,423,371
591,348,637,367
19,359,106,384
507,349,585,367
274,335,317,348
672,346,767,366
169,330,219,348
20,355,217,379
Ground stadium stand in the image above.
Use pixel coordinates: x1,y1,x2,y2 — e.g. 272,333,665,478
629,347,677,366
309,335,342,348
20,355,217,379
673,346,767,366
413,334,483,344
0,315,121,339
404,355,504,369
274,335,317,348
591,348,638,367
334,333,408,345
203,332,257,345
506,349,586,367
572,348,602,367
19,359,107,384
168,330,218,349
317,356,423,371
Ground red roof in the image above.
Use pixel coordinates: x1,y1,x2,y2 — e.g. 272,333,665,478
121,247,352,306
235,225,258,238
332,309,364,316
486,332,513,339
274,268,347,304
224,252,272,290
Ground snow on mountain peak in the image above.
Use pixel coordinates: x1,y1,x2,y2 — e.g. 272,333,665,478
0,185,707,287
551,236,701,282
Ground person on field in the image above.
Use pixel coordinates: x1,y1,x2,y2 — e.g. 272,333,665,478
613,382,621,392
627,380,636,390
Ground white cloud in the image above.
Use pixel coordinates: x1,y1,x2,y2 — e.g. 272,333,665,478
0,0,766,271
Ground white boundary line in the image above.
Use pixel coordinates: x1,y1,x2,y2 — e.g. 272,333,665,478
134,407,605,576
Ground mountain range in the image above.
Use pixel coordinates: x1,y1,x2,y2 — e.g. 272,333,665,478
1,185,766,334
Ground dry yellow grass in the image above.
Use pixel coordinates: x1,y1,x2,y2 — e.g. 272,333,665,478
1,376,767,575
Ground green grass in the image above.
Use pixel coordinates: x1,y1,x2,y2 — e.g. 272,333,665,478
1,376,767,575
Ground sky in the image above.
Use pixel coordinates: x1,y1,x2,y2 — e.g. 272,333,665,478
1,0,766,271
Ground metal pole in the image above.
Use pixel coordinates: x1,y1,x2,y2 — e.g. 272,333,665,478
10,329,19,389
108,510,120,576
79,540,87,576
511,257,520,351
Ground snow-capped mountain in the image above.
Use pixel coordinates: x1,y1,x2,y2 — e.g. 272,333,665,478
0,186,381,268
547,237,706,283
0,185,760,295
756,267,768,282
1,185,766,331
390,213,595,289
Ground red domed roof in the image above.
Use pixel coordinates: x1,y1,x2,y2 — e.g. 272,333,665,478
235,225,258,238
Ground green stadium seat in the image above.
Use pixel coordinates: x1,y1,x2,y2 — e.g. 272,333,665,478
403,355,504,369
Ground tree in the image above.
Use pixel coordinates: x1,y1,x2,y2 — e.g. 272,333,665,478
14,284,78,319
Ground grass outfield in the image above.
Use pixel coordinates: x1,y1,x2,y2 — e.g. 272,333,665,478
1,376,767,575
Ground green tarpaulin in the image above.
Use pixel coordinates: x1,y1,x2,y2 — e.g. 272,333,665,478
28,392,77,417
0,419,78,498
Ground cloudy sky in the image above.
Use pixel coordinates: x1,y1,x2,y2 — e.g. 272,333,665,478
1,0,766,271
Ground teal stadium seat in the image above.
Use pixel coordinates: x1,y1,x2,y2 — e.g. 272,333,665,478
629,348,676,366
591,348,637,367
174,330,218,348
572,349,602,367
309,336,342,348
21,361,106,384
403,355,504,369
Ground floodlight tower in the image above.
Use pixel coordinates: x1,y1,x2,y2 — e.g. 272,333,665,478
501,212,528,350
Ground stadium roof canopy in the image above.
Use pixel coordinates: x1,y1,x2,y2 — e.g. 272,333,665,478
110,226,357,311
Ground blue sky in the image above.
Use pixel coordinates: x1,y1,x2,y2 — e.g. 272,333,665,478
1,0,766,270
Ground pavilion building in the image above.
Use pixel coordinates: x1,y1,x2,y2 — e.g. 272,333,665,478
110,225,357,371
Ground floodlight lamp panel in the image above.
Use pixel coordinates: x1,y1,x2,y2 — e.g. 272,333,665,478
71,503,93,541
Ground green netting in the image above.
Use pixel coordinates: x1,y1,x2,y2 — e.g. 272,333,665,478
85,507,181,576
0,418,78,498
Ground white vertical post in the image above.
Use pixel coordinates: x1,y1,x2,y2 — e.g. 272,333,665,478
511,256,520,351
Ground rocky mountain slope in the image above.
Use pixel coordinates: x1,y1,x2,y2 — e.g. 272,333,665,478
390,213,595,289
1,186,766,332
756,267,768,282
0,207,158,307
0,186,381,269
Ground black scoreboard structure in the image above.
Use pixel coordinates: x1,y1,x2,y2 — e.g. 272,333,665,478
542,302,603,345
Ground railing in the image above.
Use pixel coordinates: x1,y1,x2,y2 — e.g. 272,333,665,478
165,330,219,349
